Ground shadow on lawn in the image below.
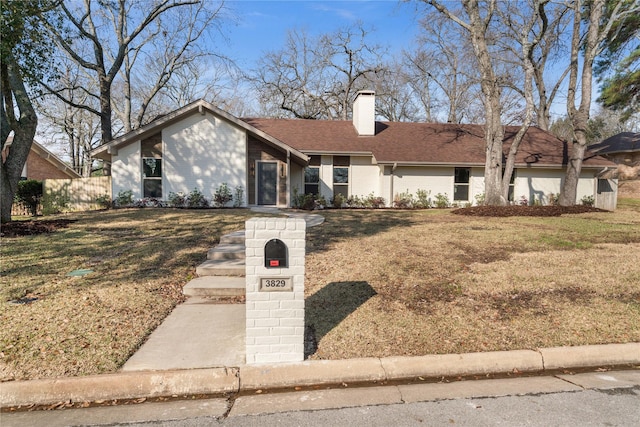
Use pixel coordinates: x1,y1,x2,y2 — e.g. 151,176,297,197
304,281,377,358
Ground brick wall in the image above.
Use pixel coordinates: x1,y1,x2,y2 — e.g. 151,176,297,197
245,217,306,364
26,151,75,180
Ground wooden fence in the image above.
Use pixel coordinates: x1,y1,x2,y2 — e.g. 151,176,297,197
43,176,112,212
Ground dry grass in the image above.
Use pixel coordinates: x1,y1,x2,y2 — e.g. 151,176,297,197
1,209,256,381
1,203,640,381
304,206,640,359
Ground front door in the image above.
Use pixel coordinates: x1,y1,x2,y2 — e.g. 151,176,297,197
257,161,278,205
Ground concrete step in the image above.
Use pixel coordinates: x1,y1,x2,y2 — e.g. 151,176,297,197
183,276,245,297
220,230,245,245
208,243,245,260
196,258,245,277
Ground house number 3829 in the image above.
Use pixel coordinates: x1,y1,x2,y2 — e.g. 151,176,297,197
260,277,292,291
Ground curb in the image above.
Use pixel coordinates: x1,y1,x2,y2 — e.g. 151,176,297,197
2,343,639,408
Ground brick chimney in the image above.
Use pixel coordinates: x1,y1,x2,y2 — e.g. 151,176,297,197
353,90,375,136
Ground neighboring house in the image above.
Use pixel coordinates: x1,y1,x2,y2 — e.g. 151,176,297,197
589,132,640,180
2,138,80,180
91,92,617,209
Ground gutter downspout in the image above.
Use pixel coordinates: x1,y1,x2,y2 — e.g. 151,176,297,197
286,151,291,208
390,162,398,207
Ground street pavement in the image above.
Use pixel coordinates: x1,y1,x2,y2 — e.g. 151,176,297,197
2,369,639,426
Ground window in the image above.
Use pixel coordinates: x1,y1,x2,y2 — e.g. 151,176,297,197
304,156,320,195
333,156,349,198
142,136,162,198
454,167,470,201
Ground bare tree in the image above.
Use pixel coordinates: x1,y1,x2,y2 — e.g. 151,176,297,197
373,60,421,122
559,0,639,205
406,14,479,124
36,63,101,176
112,0,228,131
425,0,549,205
250,23,386,120
37,0,227,174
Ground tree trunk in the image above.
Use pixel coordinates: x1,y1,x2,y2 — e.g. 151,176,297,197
99,77,113,176
1,53,37,222
559,0,603,206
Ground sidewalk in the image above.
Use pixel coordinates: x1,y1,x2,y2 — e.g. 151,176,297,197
2,343,639,408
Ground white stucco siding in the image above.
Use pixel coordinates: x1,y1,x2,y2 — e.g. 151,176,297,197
162,112,246,203
512,168,598,205
350,156,380,197
392,166,455,202
319,155,333,200
112,141,141,199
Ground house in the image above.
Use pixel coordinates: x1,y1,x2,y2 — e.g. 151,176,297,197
589,132,640,180
90,92,617,209
2,138,81,180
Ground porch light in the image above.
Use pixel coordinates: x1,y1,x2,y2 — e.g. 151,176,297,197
250,163,255,176
280,164,286,178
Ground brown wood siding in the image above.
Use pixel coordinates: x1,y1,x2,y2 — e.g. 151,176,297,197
248,136,288,205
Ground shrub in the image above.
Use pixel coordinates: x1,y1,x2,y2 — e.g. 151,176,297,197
415,189,432,209
187,187,209,208
434,193,450,208
233,185,244,208
370,196,386,208
15,180,43,216
518,195,529,206
95,193,112,209
393,190,414,209
213,183,231,207
548,193,560,206
331,192,346,208
580,195,595,207
114,190,134,207
168,192,186,207
474,192,486,206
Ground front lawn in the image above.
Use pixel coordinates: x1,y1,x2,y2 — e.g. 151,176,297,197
1,204,639,381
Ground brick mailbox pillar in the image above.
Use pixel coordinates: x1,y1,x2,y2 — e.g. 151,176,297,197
245,218,306,364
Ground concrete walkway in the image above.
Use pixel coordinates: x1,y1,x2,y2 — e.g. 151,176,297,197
121,208,323,372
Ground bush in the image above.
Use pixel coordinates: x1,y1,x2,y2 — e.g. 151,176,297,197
474,192,486,206
15,180,43,216
114,190,134,207
233,186,244,208
95,193,112,210
580,195,595,207
393,190,414,209
213,183,231,207
331,192,346,208
518,195,529,206
434,193,450,208
168,192,186,208
548,193,560,206
415,189,432,209
187,187,209,208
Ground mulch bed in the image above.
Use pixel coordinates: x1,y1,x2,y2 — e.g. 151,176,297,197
1,219,77,238
453,205,607,217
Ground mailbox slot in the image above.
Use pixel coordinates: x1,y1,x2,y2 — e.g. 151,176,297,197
264,238,288,268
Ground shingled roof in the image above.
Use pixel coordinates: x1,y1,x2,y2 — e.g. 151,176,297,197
244,118,613,168
590,132,640,155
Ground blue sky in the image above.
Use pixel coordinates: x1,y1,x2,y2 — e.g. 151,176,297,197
220,1,423,68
